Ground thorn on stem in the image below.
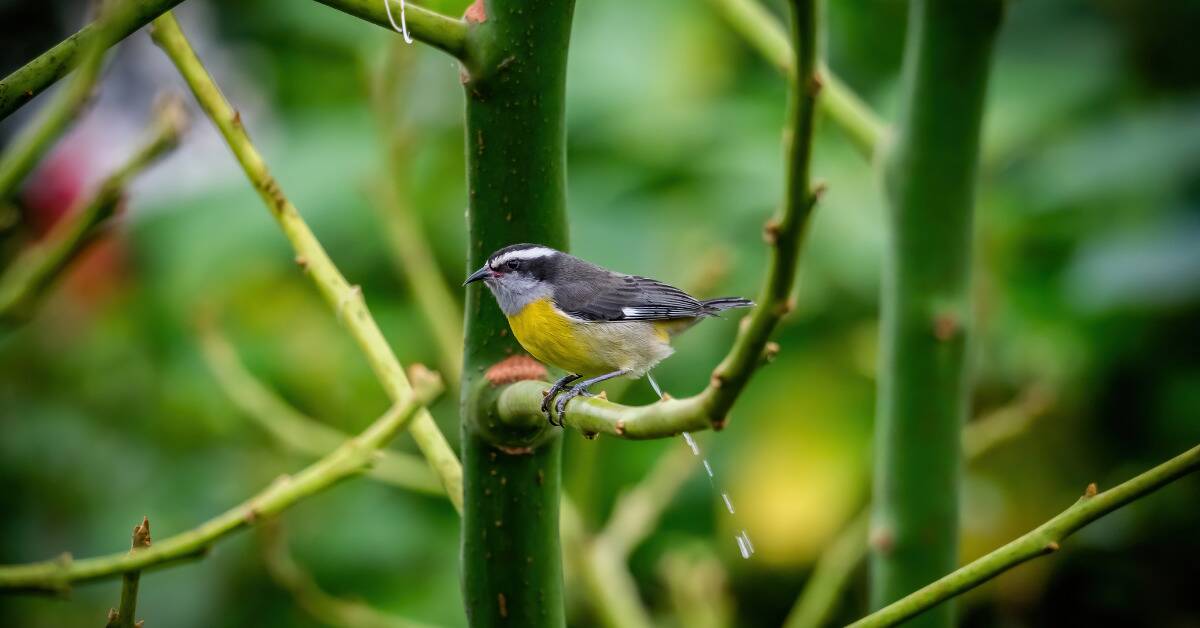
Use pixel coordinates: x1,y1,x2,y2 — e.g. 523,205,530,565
1085,482,1098,498
1045,541,1060,552
294,255,308,270
615,419,626,436
710,371,726,389
763,341,781,363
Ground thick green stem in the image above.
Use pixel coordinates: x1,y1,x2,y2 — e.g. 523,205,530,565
0,0,186,121
458,0,574,624
853,442,1200,627
869,1,1002,625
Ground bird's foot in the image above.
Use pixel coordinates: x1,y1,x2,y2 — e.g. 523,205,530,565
553,384,595,426
542,374,580,427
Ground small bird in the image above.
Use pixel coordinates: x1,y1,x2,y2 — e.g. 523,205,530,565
465,243,754,425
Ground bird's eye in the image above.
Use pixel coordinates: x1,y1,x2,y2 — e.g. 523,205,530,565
506,260,521,271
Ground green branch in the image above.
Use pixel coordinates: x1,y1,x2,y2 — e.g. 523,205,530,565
149,12,463,512
868,1,1003,624
0,0,186,122
311,0,468,60
104,517,151,628
0,378,443,593
0,95,187,322
851,442,1200,627
491,0,822,441
706,0,886,159
198,323,445,497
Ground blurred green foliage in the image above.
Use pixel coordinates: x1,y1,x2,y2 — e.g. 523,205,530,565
1,0,1198,626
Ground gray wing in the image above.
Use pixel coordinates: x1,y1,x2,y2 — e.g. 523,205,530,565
555,273,706,322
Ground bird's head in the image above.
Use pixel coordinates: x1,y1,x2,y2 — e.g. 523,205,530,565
464,243,563,315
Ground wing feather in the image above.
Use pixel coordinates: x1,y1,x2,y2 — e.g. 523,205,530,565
557,274,706,322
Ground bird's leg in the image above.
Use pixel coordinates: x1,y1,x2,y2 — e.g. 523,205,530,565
542,373,581,426
553,369,631,426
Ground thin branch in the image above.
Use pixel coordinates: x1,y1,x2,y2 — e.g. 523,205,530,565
851,442,1200,627
104,517,151,628
258,520,434,628
310,0,468,60
705,0,886,159
0,0,186,122
0,377,443,593
784,385,1054,628
198,322,445,497
0,94,187,321
149,12,463,512
491,0,823,440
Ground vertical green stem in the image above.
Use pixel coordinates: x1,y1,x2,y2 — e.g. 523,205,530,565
458,0,574,625
869,1,1003,626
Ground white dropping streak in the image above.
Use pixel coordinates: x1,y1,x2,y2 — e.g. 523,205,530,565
735,534,751,559
682,431,700,456
384,0,414,44
647,373,753,560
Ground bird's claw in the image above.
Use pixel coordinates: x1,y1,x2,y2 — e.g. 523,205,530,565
542,374,580,428
552,384,594,425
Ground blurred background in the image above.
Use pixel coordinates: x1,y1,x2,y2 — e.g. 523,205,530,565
1,0,1198,625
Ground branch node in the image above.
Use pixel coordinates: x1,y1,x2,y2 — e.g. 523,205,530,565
1045,541,1060,553
484,355,547,386
132,516,151,550
1084,482,1098,498
763,217,782,245
933,313,960,342
807,73,824,96
464,0,487,23
869,526,894,555
710,371,726,389
293,255,308,270
497,592,508,618
762,341,781,363
615,419,626,436
811,180,829,204
711,416,728,431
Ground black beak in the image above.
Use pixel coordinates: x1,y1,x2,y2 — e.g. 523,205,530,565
463,265,492,286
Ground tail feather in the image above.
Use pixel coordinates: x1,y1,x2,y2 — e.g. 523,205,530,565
700,297,754,316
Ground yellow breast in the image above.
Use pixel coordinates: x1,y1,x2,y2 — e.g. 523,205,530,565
507,298,605,375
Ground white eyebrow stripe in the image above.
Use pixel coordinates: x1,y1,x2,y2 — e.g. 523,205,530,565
492,247,556,266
